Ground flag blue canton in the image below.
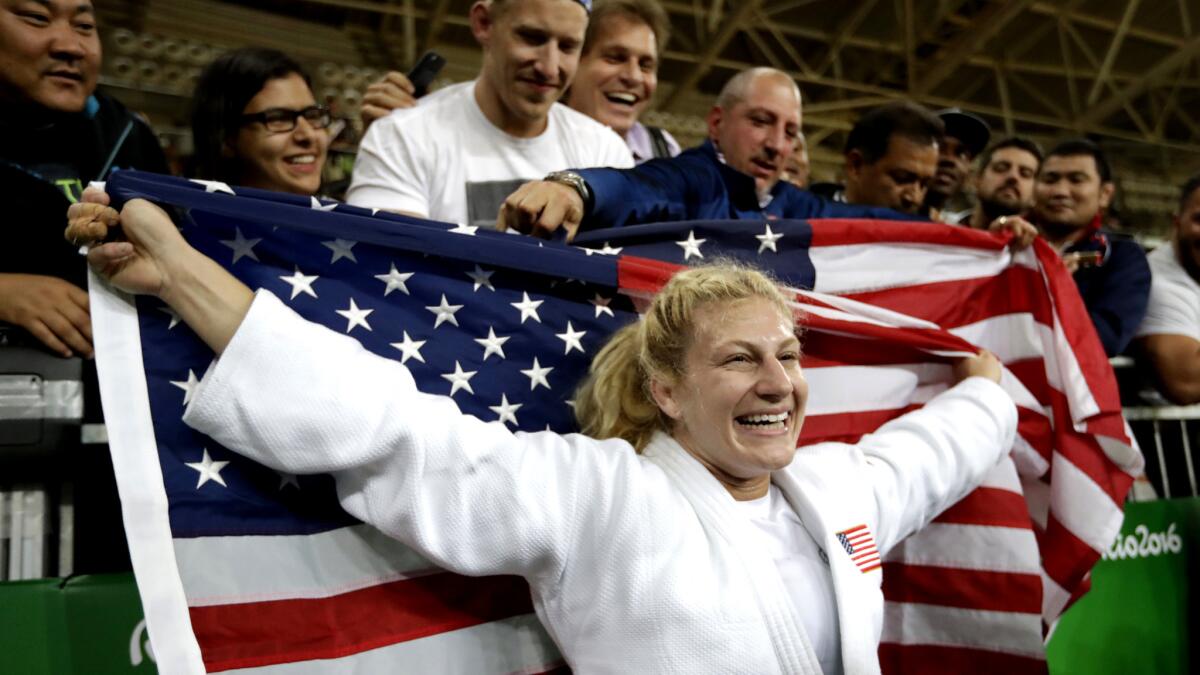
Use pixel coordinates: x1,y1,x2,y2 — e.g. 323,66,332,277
111,172,646,539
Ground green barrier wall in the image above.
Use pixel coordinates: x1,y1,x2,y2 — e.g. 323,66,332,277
0,573,157,674
1048,497,1198,674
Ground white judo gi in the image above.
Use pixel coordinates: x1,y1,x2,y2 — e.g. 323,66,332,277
185,292,1018,675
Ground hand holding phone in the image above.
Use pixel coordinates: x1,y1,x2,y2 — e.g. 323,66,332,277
408,50,446,98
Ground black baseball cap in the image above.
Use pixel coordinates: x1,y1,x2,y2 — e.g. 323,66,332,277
936,108,991,157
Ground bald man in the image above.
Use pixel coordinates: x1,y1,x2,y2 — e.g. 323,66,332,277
498,67,915,239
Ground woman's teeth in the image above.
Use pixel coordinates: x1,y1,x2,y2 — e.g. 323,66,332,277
287,155,316,165
737,412,789,429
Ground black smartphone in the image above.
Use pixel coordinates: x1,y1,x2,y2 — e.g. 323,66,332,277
408,50,446,98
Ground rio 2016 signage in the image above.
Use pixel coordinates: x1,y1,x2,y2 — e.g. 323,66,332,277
1049,498,1198,675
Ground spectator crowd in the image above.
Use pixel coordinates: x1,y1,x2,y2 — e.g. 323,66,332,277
3,0,1197,581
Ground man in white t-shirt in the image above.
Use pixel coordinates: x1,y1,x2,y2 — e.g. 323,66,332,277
1136,175,1200,404
347,0,633,227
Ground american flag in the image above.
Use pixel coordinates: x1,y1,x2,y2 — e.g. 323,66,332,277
836,525,882,574
92,170,1140,674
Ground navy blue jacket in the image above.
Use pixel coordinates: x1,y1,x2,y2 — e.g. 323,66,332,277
576,140,916,229
1065,230,1151,357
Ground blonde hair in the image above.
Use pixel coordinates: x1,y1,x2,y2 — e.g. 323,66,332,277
574,262,796,451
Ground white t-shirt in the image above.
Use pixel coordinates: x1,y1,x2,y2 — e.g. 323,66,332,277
346,81,634,227
736,484,843,675
1136,241,1200,341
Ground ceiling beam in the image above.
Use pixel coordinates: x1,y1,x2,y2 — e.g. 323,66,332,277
1028,2,1188,49
814,0,878,76
1080,32,1200,126
659,49,1200,153
1085,0,1140,106
662,0,762,111
913,0,1034,95
420,0,451,54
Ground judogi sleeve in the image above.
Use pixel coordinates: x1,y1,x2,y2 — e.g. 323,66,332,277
852,376,1017,555
184,291,632,584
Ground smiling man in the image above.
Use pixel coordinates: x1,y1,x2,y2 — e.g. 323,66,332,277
1031,139,1150,356
497,67,917,238
346,0,633,228
1,0,167,359
564,0,678,162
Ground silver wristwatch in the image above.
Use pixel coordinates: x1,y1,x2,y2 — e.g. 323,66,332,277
544,170,593,211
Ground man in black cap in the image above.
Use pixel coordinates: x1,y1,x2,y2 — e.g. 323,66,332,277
923,108,990,222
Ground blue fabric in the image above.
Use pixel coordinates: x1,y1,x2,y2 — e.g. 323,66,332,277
576,140,919,229
1066,232,1151,357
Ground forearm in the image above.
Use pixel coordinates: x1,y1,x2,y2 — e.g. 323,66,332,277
159,246,253,355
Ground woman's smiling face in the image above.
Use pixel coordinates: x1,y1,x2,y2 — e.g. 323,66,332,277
652,297,807,487
232,72,329,195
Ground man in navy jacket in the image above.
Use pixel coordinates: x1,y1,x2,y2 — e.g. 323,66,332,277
497,67,914,239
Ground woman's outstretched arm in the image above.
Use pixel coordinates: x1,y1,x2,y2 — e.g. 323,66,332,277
67,191,252,353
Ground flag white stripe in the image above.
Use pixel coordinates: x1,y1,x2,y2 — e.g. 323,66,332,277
175,524,435,606
884,521,1041,575
1041,571,1072,624
90,271,206,674
810,242,1020,295
224,613,562,675
881,601,1046,658
1049,453,1127,548
804,363,951,415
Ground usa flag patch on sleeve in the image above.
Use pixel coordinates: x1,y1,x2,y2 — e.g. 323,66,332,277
836,524,881,573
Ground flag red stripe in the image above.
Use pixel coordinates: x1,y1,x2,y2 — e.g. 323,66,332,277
881,564,1043,614
878,643,1048,675
192,573,535,672
801,405,922,444
840,267,1054,330
860,562,882,573
807,219,1008,250
932,487,1033,529
1038,512,1106,599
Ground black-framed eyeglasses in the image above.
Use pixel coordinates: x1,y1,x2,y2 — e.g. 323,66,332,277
240,105,332,133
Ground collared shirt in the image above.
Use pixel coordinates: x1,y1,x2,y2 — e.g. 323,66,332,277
624,122,682,164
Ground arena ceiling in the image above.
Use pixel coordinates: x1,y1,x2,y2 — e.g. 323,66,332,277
98,0,1200,230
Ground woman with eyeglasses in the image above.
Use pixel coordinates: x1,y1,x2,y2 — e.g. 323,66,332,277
190,47,331,196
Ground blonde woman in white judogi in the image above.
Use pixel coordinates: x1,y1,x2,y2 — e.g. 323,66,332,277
69,193,1016,675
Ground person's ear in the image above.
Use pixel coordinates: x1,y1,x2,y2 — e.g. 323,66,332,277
706,106,723,145
649,375,683,422
469,1,493,47
1098,181,1116,210
844,149,866,180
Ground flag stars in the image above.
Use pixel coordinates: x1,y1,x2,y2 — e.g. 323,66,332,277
170,369,200,406
158,306,181,329
279,267,319,300
190,179,235,195
426,294,464,328
220,227,261,263
556,322,587,355
756,223,784,254
322,239,358,264
310,196,338,212
521,358,553,391
474,327,510,361
676,230,706,260
511,292,544,324
185,449,230,489
375,264,414,296
336,298,373,332
489,394,522,427
590,293,614,318
449,224,479,236
390,331,426,364
466,265,496,292
277,472,300,490
441,361,477,397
